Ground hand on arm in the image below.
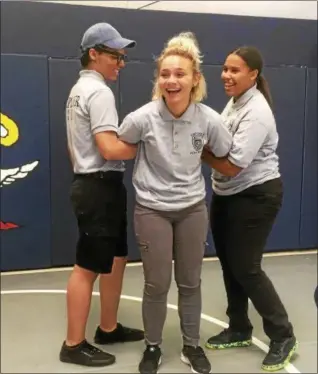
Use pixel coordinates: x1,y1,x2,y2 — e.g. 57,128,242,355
204,112,241,177
201,146,242,177
203,116,269,177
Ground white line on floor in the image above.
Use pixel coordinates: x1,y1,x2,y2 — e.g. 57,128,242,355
1,249,317,277
1,289,301,374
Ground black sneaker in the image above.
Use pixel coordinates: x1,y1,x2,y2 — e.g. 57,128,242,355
206,328,252,349
138,345,162,374
262,336,298,372
181,345,211,374
59,339,115,367
94,322,144,344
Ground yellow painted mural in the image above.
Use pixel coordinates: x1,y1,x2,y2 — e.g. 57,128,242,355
0,112,39,230
0,113,19,147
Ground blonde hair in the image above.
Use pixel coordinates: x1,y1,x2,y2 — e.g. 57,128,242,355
152,31,207,102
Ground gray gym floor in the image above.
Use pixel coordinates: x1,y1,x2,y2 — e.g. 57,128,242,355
1,251,317,373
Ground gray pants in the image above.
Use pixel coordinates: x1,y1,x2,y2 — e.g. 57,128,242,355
134,199,208,346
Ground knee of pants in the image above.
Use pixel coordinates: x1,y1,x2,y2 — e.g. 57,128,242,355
177,279,201,296
144,278,171,299
232,264,264,285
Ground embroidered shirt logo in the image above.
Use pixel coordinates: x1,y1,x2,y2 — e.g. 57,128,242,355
190,132,204,154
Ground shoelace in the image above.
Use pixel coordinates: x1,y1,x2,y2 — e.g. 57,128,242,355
187,346,206,357
120,325,134,333
119,324,140,333
82,342,102,356
268,341,283,356
218,328,231,337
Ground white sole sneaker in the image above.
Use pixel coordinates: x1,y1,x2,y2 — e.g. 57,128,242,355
180,353,212,374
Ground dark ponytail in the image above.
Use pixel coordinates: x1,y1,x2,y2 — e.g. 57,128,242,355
256,74,273,109
232,46,273,109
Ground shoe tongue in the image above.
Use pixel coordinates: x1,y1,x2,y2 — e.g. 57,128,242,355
192,346,204,356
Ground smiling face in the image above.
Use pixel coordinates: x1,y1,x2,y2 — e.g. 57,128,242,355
88,47,126,81
221,53,258,98
158,55,200,117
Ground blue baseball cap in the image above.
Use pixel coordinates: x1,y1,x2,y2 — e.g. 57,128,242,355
80,22,136,52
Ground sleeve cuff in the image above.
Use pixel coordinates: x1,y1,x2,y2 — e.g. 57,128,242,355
92,124,118,135
228,154,248,169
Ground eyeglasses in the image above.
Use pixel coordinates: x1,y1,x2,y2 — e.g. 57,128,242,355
94,44,127,63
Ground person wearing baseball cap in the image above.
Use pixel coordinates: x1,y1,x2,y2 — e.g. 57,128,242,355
80,22,136,51
59,23,143,368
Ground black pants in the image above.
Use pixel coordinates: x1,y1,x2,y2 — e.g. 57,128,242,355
210,178,294,341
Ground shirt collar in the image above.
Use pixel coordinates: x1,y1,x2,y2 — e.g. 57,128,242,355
157,97,196,122
232,84,257,110
79,69,106,82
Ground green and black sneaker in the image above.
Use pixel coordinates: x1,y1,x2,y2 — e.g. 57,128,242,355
262,336,298,372
206,328,252,350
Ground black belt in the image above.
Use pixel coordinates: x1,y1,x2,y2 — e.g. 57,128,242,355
74,171,124,182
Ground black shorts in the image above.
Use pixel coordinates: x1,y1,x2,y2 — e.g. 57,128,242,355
70,171,128,274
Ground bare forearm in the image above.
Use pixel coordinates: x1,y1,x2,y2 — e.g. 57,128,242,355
102,139,137,160
95,132,137,160
201,149,241,177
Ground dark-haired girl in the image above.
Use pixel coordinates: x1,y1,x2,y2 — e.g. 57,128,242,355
202,46,297,372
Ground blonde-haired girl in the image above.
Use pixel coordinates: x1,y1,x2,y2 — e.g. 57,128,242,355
152,31,207,104
105,31,233,374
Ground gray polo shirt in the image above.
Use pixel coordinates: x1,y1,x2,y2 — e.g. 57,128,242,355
118,98,232,211
66,70,124,173
212,85,280,195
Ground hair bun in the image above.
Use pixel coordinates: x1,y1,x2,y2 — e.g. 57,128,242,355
165,31,203,64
